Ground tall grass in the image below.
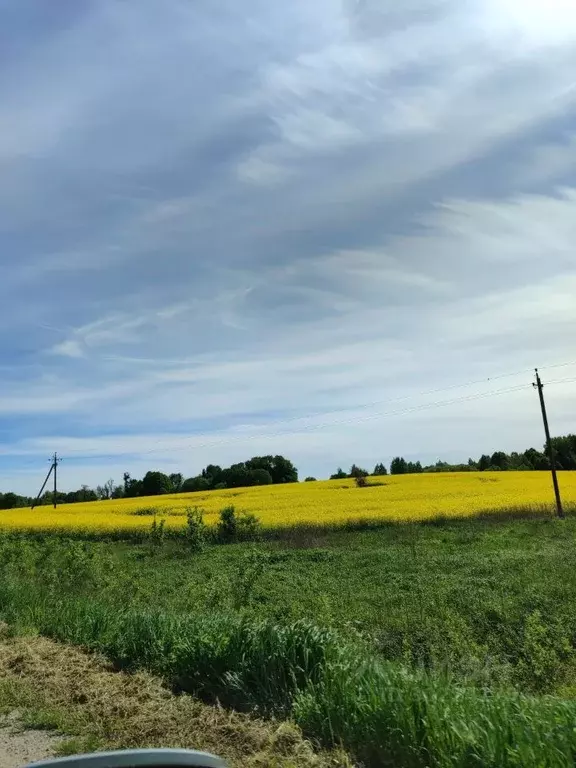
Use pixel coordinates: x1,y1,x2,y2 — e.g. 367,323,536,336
1,572,576,766
295,652,576,766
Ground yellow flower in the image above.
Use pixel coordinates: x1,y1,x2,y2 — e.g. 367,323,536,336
2,472,574,536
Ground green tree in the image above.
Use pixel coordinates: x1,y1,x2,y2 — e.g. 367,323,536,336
72,486,97,502
245,455,298,484
478,454,491,472
202,464,224,488
372,463,388,476
246,468,273,486
169,473,184,493
406,461,423,474
0,492,23,509
549,435,576,471
349,464,369,479
490,451,509,470
141,471,172,496
221,463,249,488
330,468,348,480
96,478,118,500
182,476,211,493
123,472,143,497
524,448,549,470
390,457,408,475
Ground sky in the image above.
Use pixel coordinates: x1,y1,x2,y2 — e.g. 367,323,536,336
1,0,576,494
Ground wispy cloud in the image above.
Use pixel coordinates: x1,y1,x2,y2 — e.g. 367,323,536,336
1,0,575,493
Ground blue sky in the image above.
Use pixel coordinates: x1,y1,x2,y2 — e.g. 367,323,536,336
1,0,576,493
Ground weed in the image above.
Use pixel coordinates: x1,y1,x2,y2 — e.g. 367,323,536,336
184,507,208,553
149,516,166,548
217,506,261,544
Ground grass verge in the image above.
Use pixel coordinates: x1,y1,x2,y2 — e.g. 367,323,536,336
0,633,349,767
2,591,576,766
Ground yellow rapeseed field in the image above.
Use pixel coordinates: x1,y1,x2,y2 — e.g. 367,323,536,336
1,471,575,536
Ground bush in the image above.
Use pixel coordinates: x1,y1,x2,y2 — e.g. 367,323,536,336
131,506,160,516
217,506,261,544
184,507,208,553
149,516,166,547
304,477,317,482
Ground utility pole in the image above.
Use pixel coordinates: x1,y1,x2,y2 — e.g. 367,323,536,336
53,452,59,509
533,369,564,519
31,453,61,510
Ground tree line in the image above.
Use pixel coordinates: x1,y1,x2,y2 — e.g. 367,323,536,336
329,434,576,478
0,455,298,509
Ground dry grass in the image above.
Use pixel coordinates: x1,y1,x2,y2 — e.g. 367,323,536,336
0,633,351,768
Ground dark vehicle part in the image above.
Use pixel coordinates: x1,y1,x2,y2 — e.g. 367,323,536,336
27,749,227,768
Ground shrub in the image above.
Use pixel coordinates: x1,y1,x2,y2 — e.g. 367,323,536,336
184,507,208,553
217,506,261,544
149,516,166,547
229,550,271,609
131,506,160,516
304,477,317,482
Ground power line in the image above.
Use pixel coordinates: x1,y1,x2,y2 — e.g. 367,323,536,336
63,380,547,462
52,360,576,462
8,362,576,467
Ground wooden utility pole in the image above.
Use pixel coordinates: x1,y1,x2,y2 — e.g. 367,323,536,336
31,453,61,510
53,452,58,509
534,369,564,519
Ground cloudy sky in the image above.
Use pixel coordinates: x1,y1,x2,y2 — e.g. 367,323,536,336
1,0,576,493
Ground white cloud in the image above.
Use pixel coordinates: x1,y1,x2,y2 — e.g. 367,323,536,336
237,0,576,193
9,188,573,464
479,0,576,48
51,340,85,359
2,1,576,493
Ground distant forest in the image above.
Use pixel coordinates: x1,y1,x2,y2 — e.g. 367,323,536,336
332,434,576,479
1,435,575,510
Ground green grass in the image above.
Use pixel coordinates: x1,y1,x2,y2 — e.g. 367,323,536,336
2,516,576,765
25,515,573,693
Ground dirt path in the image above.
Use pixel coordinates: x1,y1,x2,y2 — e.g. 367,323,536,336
0,715,63,768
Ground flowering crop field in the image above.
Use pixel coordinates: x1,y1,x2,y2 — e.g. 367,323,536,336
1,471,575,536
